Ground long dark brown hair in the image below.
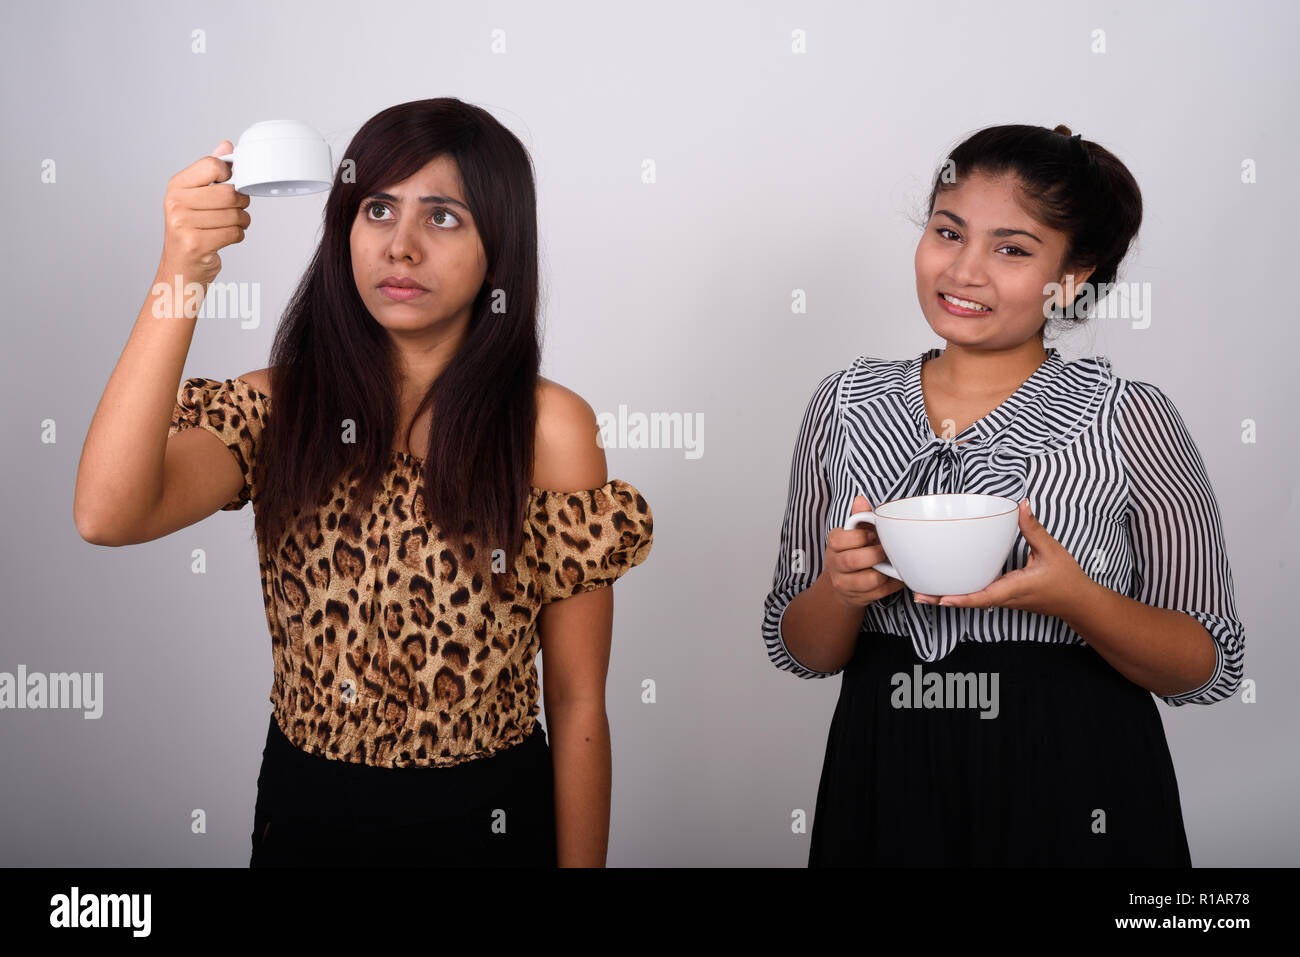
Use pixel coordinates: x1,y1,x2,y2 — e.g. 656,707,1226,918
253,98,541,574
921,123,1143,338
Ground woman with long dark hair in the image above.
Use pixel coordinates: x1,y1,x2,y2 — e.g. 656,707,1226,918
762,124,1244,866
75,97,654,867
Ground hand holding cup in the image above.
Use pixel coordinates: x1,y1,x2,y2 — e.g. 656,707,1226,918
823,494,907,610
158,139,252,286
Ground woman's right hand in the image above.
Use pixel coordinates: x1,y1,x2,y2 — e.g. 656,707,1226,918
823,494,906,609
158,140,252,286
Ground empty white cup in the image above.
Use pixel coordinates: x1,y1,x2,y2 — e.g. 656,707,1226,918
845,493,1021,595
215,120,333,196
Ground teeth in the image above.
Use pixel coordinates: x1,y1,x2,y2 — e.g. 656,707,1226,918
942,293,990,311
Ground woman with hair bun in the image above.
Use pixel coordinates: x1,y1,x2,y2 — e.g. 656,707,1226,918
762,123,1244,866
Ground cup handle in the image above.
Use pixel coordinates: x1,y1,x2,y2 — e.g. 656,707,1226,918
844,510,902,581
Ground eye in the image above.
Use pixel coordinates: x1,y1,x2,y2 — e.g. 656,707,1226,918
360,200,461,229
429,208,461,228
934,227,1028,256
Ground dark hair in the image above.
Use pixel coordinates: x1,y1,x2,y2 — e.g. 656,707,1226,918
253,97,541,577
921,123,1143,336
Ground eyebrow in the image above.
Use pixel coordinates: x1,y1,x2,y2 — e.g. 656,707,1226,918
366,191,471,214
934,209,1043,244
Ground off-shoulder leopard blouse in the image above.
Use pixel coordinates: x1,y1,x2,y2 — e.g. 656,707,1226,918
168,376,654,769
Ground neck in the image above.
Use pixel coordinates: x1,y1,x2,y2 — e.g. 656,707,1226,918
389,319,469,415
927,338,1049,400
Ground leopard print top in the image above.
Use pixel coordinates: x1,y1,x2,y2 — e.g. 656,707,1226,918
169,376,654,769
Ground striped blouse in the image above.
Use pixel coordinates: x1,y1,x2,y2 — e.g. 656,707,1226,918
761,347,1245,707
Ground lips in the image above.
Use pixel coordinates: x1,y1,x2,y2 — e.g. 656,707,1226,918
378,275,428,290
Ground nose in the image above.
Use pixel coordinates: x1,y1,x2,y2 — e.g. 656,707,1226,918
944,241,988,288
385,213,423,262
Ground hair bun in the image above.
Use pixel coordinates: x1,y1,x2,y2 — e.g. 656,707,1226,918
1053,124,1073,137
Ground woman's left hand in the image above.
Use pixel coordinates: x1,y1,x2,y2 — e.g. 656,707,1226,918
912,499,1096,618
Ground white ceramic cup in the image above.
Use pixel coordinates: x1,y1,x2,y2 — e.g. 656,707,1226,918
214,120,333,196
844,493,1021,595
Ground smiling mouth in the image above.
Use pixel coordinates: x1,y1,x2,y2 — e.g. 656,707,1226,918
939,292,993,312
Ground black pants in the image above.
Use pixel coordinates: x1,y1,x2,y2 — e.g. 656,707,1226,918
809,631,1193,867
250,714,557,867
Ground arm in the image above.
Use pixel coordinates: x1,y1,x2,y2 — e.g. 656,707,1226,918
74,256,203,542
75,148,250,544
761,371,860,677
534,384,614,867
780,568,868,675
538,587,613,868
1076,380,1246,706
1057,578,1220,698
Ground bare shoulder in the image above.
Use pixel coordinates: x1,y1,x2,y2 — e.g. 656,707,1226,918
533,377,607,491
235,367,274,398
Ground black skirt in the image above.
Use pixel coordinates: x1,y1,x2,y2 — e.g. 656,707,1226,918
249,714,557,867
809,630,1193,867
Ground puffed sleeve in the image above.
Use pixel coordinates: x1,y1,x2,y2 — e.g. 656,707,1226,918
761,370,847,679
1115,380,1246,706
168,376,268,511
530,479,654,604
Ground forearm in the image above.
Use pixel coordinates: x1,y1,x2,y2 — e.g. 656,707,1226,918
74,257,204,540
1058,578,1219,697
780,573,865,674
544,703,611,867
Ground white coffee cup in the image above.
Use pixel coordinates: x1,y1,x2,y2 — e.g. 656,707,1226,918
215,120,333,196
844,493,1021,595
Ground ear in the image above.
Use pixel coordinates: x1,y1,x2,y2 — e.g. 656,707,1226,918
1054,264,1097,308
1071,264,1097,288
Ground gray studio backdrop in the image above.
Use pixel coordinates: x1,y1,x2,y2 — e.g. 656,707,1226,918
2,0,1296,866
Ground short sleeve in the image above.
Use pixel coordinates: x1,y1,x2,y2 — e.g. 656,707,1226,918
530,479,653,604
1115,380,1245,707
761,370,847,679
168,376,268,511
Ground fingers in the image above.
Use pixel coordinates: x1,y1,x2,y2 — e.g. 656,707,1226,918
836,566,905,606
169,141,236,190
840,542,890,575
827,523,877,552
826,535,892,581
844,494,872,529
184,184,250,210
170,206,251,230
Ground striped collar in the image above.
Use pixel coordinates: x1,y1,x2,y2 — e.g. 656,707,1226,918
841,346,1113,447
902,347,1070,444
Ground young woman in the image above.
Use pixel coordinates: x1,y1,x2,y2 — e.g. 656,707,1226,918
762,124,1244,866
74,98,654,867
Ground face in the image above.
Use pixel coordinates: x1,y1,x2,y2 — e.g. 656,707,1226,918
914,170,1095,350
350,154,488,343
